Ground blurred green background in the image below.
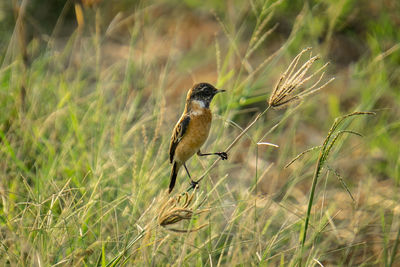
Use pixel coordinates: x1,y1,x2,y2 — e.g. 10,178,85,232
0,0,399,266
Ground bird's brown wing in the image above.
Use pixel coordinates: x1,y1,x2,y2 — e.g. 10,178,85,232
169,115,190,163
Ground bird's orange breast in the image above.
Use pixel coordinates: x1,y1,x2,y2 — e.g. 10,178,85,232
174,108,212,163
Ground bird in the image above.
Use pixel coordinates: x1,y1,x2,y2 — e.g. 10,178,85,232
168,82,228,193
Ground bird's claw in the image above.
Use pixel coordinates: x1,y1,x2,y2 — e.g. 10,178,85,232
190,180,199,190
217,152,228,160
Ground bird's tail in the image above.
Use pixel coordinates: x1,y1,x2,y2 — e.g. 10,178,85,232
169,162,180,193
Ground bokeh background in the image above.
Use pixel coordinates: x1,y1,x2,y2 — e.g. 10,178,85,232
1,0,399,266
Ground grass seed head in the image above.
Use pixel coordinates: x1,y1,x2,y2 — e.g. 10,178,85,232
268,47,335,108
158,189,209,232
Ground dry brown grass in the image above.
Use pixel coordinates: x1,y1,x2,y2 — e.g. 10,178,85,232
269,47,335,108
158,189,209,232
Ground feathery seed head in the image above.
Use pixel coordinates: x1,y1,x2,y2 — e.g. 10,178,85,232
158,189,208,232
268,47,334,108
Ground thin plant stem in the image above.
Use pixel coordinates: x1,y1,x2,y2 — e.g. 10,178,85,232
188,106,271,189
389,226,400,267
298,111,375,266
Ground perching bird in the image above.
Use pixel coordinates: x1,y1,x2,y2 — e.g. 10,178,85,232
168,83,227,193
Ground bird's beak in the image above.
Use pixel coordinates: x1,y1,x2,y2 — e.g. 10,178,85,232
216,89,226,94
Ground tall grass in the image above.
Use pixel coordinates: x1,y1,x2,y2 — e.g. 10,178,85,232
1,0,399,266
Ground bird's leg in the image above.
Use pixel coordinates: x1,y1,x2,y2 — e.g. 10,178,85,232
183,163,198,189
197,150,228,160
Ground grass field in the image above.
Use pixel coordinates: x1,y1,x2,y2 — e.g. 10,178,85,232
1,0,400,266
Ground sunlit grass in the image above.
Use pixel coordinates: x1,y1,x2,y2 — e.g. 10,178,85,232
0,0,399,266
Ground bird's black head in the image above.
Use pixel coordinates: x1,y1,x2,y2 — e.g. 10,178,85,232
188,83,225,107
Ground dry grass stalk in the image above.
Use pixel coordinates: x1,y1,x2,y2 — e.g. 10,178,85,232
193,48,331,186
269,47,335,108
158,189,209,232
